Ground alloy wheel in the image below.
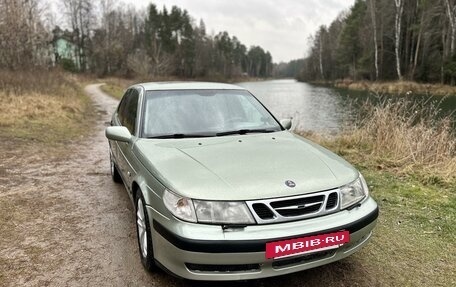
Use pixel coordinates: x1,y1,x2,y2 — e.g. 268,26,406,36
136,198,148,258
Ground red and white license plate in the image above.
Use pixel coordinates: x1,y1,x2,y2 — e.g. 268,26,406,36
265,230,350,259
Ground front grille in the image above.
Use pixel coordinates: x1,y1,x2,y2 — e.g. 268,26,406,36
272,250,336,269
185,263,260,273
252,203,275,219
326,192,338,209
271,195,324,217
246,189,340,224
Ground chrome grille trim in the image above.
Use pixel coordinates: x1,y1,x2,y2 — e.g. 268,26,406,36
246,189,340,224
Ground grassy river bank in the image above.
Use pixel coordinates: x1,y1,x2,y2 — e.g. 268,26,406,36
315,79,456,97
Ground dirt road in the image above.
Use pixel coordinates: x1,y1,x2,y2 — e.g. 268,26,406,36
0,84,377,286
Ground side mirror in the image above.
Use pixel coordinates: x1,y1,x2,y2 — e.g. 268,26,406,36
280,118,292,130
106,126,132,142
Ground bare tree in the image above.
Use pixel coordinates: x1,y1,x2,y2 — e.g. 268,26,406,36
411,0,431,80
370,0,379,80
99,0,115,73
394,0,404,80
61,0,94,71
0,0,50,69
319,32,324,80
444,0,456,56
127,50,152,77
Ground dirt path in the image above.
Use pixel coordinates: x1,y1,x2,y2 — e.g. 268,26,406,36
0,84,182,286
0,84,377,287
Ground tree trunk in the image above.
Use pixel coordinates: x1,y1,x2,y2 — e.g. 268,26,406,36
370,0,379,80
445,0,455,56
394,0,404,81
319,36,324,80
444,0,456,84
404,2,413,78
442,26,446,84
353,55,357,80
380,7,384,79
412,2,425,80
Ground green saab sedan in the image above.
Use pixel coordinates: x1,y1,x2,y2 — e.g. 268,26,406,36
105,82,378,281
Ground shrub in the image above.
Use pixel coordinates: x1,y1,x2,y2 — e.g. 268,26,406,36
60,58,77,72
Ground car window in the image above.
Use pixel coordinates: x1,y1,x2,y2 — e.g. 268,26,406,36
122,89,139,134
143,89,281,137
117,88,139,134
117,89,131,125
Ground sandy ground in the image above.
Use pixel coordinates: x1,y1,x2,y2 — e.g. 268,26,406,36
0,84,378,287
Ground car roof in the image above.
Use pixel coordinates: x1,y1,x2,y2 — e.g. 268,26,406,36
136,81,246,91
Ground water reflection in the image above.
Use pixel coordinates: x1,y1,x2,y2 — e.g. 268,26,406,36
238,79,456,134
239,79,350,133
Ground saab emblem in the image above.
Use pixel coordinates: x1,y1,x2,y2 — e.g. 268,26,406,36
285,180,296,188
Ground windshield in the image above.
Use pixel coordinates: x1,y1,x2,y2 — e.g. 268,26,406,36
142,89,282,138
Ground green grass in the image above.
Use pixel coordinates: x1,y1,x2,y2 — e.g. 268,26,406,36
363,169,455,241
353,169,455,286
301,131,456,286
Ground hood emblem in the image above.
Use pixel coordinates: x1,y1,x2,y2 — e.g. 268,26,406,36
285,180,296,188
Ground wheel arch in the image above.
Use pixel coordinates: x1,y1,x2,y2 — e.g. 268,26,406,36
131,176,156,206
132,181,140,202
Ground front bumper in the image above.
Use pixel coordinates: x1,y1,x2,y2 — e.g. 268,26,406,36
149,197,378,281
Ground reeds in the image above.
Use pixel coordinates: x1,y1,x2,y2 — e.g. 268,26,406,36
335,80,456,97
305,97,456,181
355,98,455,177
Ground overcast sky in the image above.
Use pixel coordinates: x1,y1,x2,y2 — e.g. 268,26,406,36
131,0,355,63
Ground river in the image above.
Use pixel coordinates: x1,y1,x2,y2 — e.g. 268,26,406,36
238,79,456,133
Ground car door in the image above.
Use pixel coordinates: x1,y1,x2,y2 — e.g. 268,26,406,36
110,89,131,169
116,88,140,193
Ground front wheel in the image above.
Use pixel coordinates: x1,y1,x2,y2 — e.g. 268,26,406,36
135,191,156,272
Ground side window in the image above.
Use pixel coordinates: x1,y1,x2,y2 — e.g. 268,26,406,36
117,89,131,125
122,89,139,134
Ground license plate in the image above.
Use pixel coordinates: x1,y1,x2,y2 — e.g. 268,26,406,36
265,230,350,259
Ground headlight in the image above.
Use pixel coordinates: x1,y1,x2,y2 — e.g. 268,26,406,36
163,190,197,222
193,200,255,224
163,190,255,224
340,174,369,209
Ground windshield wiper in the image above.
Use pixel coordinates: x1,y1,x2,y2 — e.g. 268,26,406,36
216,129,277,137
147,133,215,139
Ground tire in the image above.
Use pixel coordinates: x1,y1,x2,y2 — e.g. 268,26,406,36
135,191,157,272
110,153,122,183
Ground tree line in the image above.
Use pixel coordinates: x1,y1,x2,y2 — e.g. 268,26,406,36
0,0,273,79
297,0,456,85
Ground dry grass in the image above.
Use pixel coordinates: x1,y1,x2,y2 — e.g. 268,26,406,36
99,77,135,99
303,98,456,182
335,80,456,96
0,70,93,143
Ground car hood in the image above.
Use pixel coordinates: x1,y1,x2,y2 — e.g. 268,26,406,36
134,131,359,201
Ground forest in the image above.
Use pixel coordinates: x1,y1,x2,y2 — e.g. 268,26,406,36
4,0,456,84
0,0,273,79
295,0,456,85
